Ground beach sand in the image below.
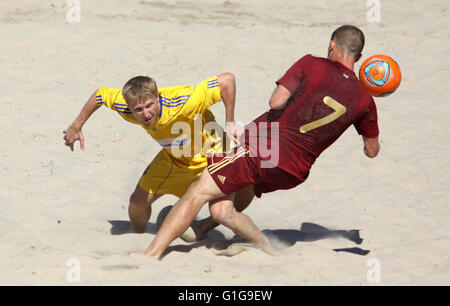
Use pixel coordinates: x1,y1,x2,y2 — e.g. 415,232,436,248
0,0,449,285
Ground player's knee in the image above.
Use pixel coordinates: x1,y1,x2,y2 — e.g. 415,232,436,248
129,191,142,206
129,188,153,207
209,204,233,225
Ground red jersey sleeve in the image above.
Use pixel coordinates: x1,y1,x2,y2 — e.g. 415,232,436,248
276,54,312,93
354,98,379,138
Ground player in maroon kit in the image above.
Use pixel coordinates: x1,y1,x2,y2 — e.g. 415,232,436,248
139,25,381,259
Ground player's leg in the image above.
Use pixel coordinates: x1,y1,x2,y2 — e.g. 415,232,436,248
129,149,174,233
234,185,256,211
141,167,226,259
208,193,277,256
128,184,162,233
181,185,255,241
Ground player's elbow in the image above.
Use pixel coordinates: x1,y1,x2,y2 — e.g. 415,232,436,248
269,85,291,110
269,99,279,110
364,145,380,158
362,136,379,158
269,98,286,110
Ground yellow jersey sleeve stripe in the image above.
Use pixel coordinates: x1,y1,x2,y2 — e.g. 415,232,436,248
207,79,219,89
96,94,104,106
204,77,221,108
160,94,190,107
96,88,134,115
97,88,119,110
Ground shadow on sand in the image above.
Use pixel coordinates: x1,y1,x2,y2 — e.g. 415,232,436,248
262,223,370,256
108,206,369,258
108,221,369,258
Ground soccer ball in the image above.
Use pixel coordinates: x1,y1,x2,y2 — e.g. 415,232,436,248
359,55,401,97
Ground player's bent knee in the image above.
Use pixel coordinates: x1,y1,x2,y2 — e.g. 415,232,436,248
129,187,156,207
209,203,234,225
209,206,226,224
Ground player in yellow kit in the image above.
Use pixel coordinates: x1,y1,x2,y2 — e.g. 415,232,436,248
63,73,254,234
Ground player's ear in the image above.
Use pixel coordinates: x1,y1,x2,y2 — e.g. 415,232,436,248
328,40,337,59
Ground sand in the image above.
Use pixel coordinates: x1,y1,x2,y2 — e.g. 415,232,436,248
0,0,449,285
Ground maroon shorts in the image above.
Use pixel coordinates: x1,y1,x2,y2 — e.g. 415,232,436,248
207,146,309,198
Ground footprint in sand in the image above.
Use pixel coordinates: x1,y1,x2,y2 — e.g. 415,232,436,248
210,243,256,257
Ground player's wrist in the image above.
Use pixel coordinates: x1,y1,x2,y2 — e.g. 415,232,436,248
70,120,83,131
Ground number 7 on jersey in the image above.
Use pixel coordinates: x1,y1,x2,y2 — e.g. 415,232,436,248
299,96,347,133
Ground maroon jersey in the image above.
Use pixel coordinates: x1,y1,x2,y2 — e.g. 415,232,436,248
246,54,379,179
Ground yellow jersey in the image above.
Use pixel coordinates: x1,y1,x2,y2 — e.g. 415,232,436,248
96,76,226,169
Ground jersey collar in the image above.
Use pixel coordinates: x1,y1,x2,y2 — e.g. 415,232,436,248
337,61,355,74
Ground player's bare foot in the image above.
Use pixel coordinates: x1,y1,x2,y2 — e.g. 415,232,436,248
259,244,280,256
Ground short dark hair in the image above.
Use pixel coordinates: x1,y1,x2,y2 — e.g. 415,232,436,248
331,25,365,61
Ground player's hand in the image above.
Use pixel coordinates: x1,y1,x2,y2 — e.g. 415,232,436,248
225,121,244,145
63,125,85,151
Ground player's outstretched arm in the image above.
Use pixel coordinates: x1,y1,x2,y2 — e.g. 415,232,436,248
363,136,380,158
63,90,102,151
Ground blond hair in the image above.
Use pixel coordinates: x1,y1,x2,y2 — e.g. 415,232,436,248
122,76,158,106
